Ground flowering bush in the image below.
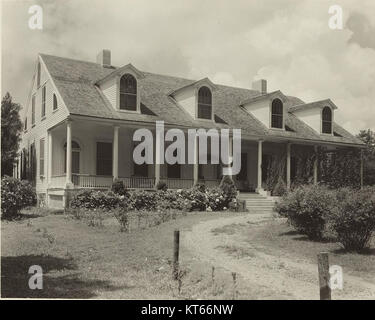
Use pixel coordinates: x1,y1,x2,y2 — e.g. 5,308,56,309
1,176,36,219
70,189,120,210
128,190,158,211
206,187,227,211
155,181,168,191
329,187,375,252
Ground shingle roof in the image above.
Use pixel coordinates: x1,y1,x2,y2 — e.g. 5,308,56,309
40,54,364,146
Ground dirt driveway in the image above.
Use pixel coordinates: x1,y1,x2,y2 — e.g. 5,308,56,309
183,213,375,300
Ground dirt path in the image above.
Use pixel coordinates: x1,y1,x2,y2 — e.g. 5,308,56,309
183,213,375,300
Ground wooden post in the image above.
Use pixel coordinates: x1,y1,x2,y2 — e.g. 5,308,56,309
173,230,180,280
286,143,291,190
318,252,331,300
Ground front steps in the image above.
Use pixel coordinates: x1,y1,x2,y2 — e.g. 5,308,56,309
238,192,276,213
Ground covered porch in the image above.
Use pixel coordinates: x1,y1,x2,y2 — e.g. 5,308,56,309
47,119,222,191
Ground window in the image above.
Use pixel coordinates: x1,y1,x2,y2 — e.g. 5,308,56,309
37,62,41,87
24,118,27,131
41,86,46,118
64,141,81,174
40,139,45,176
271,98,283,128
31,95,35,126
197,86,212,119
120,74,137,111
53,94,58,110
322,107,332,134
96,142,112,175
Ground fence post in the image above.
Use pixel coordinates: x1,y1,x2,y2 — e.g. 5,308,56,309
317,252,331,300
173,230,180,280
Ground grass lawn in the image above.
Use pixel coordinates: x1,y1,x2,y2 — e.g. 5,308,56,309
1,208,246,299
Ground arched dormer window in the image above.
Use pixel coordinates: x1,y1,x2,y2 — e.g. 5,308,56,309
53,94,58,110
120,74,137,111
271,98,283,129
322,106,332,134
197,86,212,120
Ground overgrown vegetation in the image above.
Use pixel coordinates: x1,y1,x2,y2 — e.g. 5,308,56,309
67,176,240,230
1,176,36,219
275,184,375,252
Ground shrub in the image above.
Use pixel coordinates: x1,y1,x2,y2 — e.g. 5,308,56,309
193,182,206,193
275,185,336,240
156,181,168,191
128,190,158,211
113,207,130,232
329,187,375,252
273,177,287,196
180,188,207,211
1,176,36,219
219,175,237,206
70,189,120,210
111,179,129,197
206,187,227,211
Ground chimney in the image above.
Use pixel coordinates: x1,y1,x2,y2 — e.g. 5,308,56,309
252,79,267,94
96,49,111,67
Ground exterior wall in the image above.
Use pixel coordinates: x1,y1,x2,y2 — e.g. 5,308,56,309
174,88,196,118
100,76,117,108
293,108,322,133
244,99,270,128
20,55,70,195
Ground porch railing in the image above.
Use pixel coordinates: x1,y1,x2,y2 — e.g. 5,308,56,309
72,174,113,188
160,178,193,189
119,176,155,189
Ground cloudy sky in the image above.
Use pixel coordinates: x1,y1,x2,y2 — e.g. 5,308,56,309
2,0,375,133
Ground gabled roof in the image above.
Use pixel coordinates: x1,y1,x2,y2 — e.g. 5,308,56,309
169,77,218,96
289,99,338,113
40,53,364,146
96,63,145,85
240,90,288,106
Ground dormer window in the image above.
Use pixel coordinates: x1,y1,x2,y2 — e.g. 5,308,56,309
271,98,283,129
120,74,137,111
322,106,332,134
197,86,212,120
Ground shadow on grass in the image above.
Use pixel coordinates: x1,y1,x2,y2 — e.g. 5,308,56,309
331,247,375,256
1,255,129,298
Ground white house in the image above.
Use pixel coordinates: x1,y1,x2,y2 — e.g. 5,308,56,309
15,50,364,208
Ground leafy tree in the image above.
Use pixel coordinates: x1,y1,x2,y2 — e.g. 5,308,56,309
1,93,23,177
357,129,375,185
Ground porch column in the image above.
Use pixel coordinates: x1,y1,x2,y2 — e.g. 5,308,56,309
48,130,53,185
257,140,263,192
360,149,364,189
66,120,73,187
113,126,119,180
155,127,162,186
313,145,318,185
228,135,233,180
193,135,199,185
286,143,291,190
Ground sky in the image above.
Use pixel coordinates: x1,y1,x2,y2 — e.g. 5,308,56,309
1,0,375,134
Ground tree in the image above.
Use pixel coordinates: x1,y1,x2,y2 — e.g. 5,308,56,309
1,92,23,177
357,129,375,186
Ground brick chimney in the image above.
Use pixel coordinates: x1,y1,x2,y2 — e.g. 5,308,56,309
252,79,267,94
96,49,111,67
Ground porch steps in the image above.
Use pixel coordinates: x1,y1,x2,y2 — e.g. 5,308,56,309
238,192,276,213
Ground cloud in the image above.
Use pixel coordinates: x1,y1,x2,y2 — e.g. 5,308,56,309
2,0,375,134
